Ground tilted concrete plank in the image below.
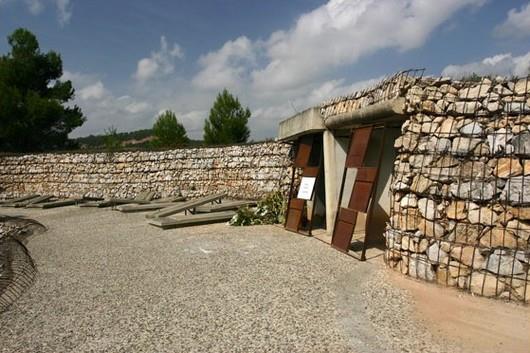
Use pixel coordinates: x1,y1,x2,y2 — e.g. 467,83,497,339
152,195,186,203
105,198,152,206
195,200,256,213
15,195,53,208
148,210,236,229
116,202,185,213
0,194,40,207
78,201,101,207
0,194,40,205
79,198,149,208
136,191,156,202
146,193,227,219
28,199,79,209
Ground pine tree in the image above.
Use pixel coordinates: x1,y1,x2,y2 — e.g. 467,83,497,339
152,110,189,148
203,89,250,145
0,28,85,151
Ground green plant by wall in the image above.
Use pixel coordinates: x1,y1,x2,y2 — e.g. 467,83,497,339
229,191,287,226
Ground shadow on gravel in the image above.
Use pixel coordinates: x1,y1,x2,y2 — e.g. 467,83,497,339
0,215,46,312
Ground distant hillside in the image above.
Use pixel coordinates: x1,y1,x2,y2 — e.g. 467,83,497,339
74,129,203,149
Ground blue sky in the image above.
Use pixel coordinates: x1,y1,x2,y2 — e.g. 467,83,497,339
1,0,530,140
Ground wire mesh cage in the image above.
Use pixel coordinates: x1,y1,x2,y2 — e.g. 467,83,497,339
320,69,425,119
386,75,530,302
0,218,42,312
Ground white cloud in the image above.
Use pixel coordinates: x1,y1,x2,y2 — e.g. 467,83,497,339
125,101,150,114
191,0,484,102
25,0,43,14
250,0,485,92
62,70,153,136
55,0,72,26
62,70,99,89
1,0,72,25
71,0,490,141
78,81,106,100
442,52,530,78
192,36,257,90
494,2,530,38
249,76,382,137
134,36,184,82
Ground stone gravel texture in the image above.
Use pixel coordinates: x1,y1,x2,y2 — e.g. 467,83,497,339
0,207,459,353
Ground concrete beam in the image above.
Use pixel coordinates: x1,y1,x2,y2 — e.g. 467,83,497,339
324,98,406,130
323,130,337,235
278,107,325,141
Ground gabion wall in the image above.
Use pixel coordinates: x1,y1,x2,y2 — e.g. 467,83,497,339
385,75,530,302
0,142,293,200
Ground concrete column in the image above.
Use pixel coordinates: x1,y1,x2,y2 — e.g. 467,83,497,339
323,130,338,236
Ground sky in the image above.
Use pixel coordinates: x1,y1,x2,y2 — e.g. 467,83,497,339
1,0,530,140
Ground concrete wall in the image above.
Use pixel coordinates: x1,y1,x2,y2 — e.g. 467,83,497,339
0,142,293,200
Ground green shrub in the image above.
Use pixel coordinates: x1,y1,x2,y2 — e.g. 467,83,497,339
103,126,121,159
229,191,287,226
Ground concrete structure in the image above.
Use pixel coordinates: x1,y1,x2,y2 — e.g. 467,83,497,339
278,107,325,141
279,70,530,302
279,72,411,241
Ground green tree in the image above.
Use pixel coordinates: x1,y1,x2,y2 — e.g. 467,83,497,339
152,110,189,148
103,126,121,150
203,89,251,145
0,28,85,152
102,126,121,160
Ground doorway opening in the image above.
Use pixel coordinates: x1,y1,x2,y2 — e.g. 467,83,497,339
330,124,402,260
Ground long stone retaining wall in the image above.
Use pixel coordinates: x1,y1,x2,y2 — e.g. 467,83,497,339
0,142,293,200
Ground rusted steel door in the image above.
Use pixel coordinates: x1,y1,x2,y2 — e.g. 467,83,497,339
285,135,322,234
331,126,384,259
294,135,313,168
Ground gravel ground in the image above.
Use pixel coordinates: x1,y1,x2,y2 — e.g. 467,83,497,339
0,206,458,353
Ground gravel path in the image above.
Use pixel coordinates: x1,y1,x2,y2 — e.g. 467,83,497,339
0,207,457,353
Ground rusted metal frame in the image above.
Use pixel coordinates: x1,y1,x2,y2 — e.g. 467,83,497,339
331,128,356,251
284,134,323,235
306,160,322,236
331,125,375,254
289,156,323,235
284,135,309,231
283,163,297,228
331,124,385,259
331,208,359,253
360,124,387,261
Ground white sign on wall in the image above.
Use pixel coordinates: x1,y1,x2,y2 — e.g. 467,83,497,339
297,177,316,200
